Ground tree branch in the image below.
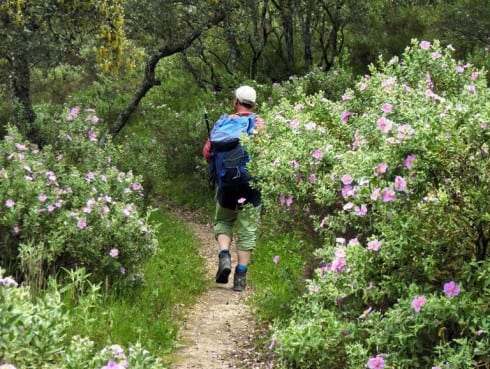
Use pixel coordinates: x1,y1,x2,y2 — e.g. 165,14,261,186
108,10,225,137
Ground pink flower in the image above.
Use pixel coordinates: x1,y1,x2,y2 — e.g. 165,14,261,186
443,281,460,297
411,295,427,312
355,204,368,216
381,103,393,113
394,176,407,191
397,124,414,139
77,218,87,229
367,355,386,369
70,106,81,117
419,40,431,50
305,122,317,130
86,171,96,182
123,205,133,217
471,72,479,80
331,257,346,272
87,130,97,142
341,111,352,123
5,199,15,208
237,197,246,204
374,163,388,177
289,119,300,130
0,278,18,288
343,202,354,210
308,173,317,184
371,188,381,201
404,154,416,169
109,248,119,258
312,149,324,160
15,143,28,151
273,256,280,264
376,117,393,133
431,52,442,60
367,240,382,251
455,65,465,73
341,174,353,185
132,182,143,191
381,188,396,202
341,185,356,198
348,238,360,246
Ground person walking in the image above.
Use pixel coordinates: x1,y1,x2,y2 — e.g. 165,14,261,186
202,85,264,291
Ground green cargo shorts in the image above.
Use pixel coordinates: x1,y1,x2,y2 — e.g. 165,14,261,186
213,202,261,251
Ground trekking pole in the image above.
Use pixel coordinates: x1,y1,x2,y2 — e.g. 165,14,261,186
204,109,216,190
204,109,211,139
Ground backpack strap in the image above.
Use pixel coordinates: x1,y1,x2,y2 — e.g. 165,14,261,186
245,114,256,136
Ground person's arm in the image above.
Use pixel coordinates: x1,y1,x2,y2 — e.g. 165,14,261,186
203,138,212,163
253,116,265,135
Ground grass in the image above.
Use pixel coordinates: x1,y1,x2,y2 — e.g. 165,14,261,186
65,206,208,356
249,225,310,322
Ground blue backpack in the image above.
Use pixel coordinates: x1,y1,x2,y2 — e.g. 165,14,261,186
209,114,256,189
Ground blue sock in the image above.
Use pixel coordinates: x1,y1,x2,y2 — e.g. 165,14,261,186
236,264,247,273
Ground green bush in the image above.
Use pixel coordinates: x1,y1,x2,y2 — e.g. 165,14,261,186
0,107,157,289
0,268,166,369
249,39,490,368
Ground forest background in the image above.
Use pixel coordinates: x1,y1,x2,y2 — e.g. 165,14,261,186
0,1,489,368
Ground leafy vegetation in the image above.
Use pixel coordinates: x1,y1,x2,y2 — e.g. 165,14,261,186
247,39,489,369
1,2,490,368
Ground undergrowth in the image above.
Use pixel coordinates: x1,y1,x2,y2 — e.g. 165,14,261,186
64,207,207,357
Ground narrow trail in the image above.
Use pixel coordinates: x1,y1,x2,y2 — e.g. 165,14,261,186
167,206,256,369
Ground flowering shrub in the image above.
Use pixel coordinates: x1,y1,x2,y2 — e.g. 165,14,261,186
249,40,490,368
0,269,166,369
0,107,157,288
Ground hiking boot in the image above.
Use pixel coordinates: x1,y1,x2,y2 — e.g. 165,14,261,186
215,252,231,284
233,270,247,292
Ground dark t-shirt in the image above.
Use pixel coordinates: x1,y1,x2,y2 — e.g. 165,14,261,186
217,182,261,210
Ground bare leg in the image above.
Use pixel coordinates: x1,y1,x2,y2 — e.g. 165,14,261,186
217,234,231,251
237,250,251,267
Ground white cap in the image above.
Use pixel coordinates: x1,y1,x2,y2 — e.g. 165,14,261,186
235,85,256,105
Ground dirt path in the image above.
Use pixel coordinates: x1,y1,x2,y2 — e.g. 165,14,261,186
167,206,256,369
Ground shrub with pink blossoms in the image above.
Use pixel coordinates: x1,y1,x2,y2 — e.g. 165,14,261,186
0,108,157,289
251,39,490,369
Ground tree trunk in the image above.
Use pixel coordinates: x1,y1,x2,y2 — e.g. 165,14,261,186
283,1,295,65
302,0,314,70
248,0,272,79
7,49,40,144
108,11,225,137
223,12,242,73
272,0,295,66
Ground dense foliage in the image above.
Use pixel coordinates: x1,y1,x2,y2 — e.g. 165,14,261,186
1,1,490,367
0,107,157,290
248,39,489,368
0,268,166,369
